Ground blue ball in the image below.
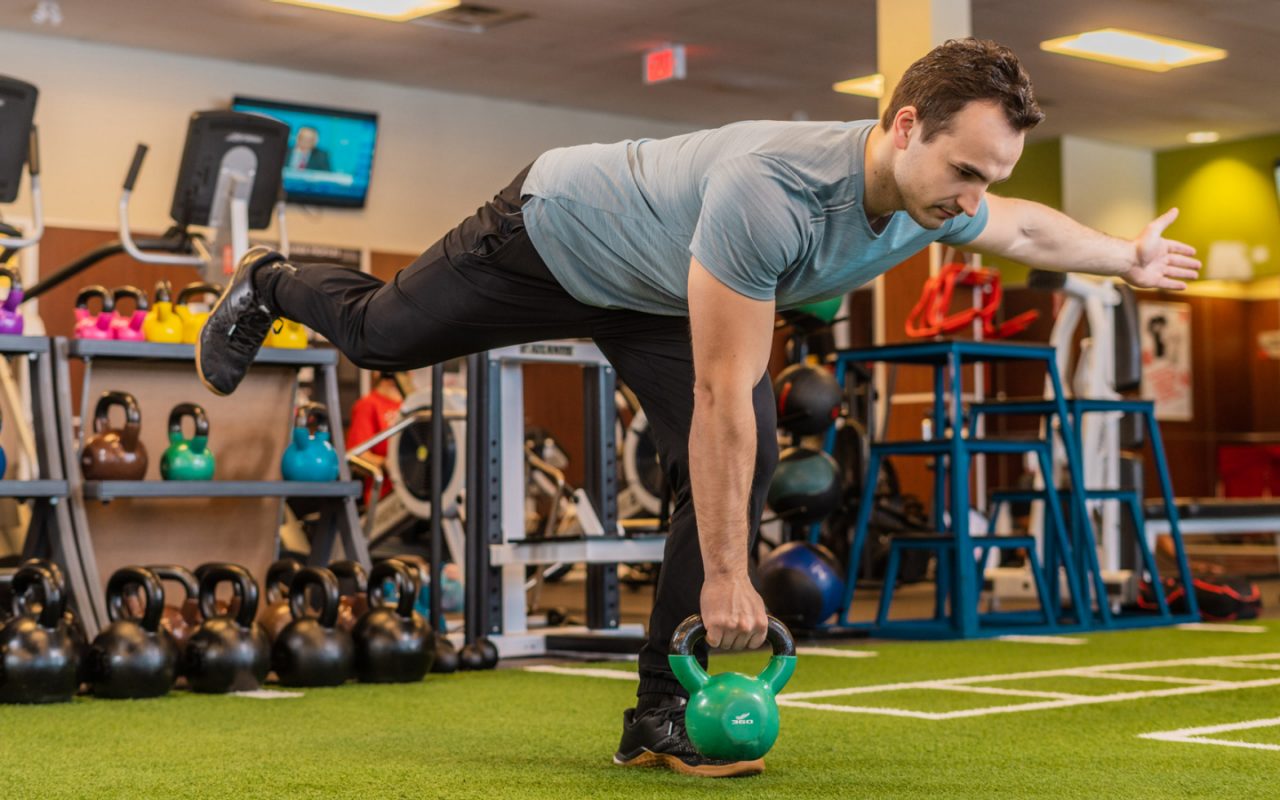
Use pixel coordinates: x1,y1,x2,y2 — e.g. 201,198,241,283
756,541,845,627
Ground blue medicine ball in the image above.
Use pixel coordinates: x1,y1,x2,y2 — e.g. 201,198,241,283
756,541,846,628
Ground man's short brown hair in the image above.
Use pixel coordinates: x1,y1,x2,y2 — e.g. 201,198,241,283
880,38,1043,141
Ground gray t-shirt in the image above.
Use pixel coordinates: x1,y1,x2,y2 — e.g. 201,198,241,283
521,119,988,316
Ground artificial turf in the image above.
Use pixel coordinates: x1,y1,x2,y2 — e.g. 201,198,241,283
1,621,1278,798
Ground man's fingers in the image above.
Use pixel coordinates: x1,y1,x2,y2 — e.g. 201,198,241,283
705,625,723,649
1147,207,1180,236
1167,254,1201,270
1168,240,1197,257
1167,267,1200,280
747,629,769,650
1158,278,1188,291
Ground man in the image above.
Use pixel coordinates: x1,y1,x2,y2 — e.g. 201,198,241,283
289,125,331,171
346,371,403,505
196,38,1200,777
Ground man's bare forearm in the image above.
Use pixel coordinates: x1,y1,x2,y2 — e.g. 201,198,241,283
999,199,1140,278
688,384,756,581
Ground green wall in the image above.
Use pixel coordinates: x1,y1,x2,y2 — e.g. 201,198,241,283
985,138,1063,284
1157,134,1280,278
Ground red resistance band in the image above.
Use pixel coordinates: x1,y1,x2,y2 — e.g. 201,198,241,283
904,262,1038,339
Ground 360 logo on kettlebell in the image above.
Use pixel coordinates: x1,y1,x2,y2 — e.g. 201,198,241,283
731,713,754,726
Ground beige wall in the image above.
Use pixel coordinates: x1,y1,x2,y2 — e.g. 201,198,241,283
1061,135,1156,239
2,30,692,254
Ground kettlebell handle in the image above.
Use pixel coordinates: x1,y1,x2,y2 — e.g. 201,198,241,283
167,402,210,440
111,284,151,312
147,564,198,604
367,559,417,619
75,284,114,313
328,560,368,594
669,614,797,695
153,279,172,304
106,566,165,632
287,567,341,628
197,563,260,628
93,390,143,450
0,266,23,310
295,402,330,433
670,614,796,658
10,563,65,628
176,282,222,306
264,558,301,604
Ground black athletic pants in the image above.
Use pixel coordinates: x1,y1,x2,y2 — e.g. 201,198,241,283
258,166,779,698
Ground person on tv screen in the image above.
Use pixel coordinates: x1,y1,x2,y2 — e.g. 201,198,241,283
289,125,330,171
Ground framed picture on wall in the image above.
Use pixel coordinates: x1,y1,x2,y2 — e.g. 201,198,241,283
1138,301,1193,421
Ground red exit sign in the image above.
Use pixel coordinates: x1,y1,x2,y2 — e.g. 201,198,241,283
644,44,686,84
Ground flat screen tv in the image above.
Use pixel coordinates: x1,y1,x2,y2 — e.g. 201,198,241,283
231,96,378,209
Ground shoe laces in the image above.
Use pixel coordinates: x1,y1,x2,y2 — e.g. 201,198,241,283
226,304,274,359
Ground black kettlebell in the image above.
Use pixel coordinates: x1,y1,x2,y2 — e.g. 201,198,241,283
458,636,499,671
18,557,90,685
431,632,459,674
271,567,354,687
0,563,80,703
88,566,178,699
352,560,433,683
183,563,270,693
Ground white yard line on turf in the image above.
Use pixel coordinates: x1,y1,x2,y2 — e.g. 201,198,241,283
1140,717,1280,751
795,647,878,658
1081,672,1231,686
1177,622,1268,633
523,665,638,681
996,635,1087,645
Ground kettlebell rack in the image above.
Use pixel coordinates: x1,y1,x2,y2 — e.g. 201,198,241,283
42,337,367,638
0,337,89,628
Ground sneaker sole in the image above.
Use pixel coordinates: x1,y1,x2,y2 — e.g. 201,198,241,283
193,326,227,397
612,751,765,778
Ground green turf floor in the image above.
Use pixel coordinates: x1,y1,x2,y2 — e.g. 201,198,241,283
2,621,1279,798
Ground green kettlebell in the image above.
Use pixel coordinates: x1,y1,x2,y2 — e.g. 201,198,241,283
160,403,215,481
668,614,796,762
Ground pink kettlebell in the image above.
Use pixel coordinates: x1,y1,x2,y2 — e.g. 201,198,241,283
108,285,150,342
0,267,24,336
73,285,115,340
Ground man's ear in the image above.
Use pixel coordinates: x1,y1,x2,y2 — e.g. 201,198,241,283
891,106,918,150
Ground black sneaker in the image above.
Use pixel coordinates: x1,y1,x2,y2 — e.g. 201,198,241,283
613,700,765,778
195,246,288,396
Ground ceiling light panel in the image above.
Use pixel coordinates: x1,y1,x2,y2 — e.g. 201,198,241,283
1041,28,1226,73
832,73,883,99
270,0,460,22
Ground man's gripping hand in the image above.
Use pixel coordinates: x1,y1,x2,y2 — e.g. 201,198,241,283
700,574,769,651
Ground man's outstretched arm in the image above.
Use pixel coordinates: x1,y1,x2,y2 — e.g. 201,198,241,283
966,194,1202,290
686,256,775,652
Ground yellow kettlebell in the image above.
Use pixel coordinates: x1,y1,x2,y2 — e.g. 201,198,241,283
142,280,183,344
264,318,308,349
175,282,222,345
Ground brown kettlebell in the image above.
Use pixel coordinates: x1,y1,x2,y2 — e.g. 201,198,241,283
81,391,148,480
261,558,303,643
144,565,200,651
329,560,370,634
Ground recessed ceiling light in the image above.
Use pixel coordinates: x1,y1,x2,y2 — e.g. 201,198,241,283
270,0,459,22
1041,28,1226,72
1186,131,1220,144
832,73,884,99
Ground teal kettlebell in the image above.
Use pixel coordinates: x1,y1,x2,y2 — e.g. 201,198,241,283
281,403,339,482
668,614,797,762
160,403,215,480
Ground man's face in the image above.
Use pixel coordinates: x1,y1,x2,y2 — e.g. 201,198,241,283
297,128,318,150
891,100,1024,229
